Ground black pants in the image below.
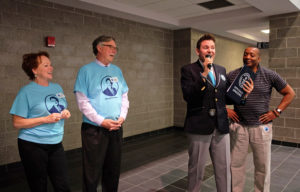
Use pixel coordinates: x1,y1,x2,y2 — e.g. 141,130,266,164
81,122,123,192
18,138,71,192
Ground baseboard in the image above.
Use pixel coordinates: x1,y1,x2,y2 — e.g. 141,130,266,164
123,126,184,143
0,126,184,174
272,139,300,148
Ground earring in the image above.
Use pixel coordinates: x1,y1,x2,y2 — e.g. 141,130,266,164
34,74,37,78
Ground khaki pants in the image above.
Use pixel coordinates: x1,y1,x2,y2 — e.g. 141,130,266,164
230,123,272,192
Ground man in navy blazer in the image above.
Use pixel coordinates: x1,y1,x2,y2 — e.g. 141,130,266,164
181,34,253,192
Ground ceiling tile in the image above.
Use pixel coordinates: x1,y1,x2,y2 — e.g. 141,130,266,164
140,0,191,12
113,0,161,7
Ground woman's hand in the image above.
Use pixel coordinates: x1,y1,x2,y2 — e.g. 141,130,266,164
44,113,62,123
12,113,63,129
61,109,71,119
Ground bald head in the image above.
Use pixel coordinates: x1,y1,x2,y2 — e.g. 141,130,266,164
245,47,260,56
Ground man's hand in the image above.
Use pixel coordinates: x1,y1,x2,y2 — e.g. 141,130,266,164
243,78,254,97
227,108,239,122
259,111,277,124
101,119,122,131
201,55,213,77
117,117,124,125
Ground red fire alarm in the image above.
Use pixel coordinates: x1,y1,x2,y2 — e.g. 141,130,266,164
46,36,55,47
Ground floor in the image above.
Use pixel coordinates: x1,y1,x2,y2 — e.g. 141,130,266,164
0,129,300,192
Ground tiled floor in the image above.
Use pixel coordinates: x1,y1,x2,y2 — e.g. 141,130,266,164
1,129,300,192
118,143,300,192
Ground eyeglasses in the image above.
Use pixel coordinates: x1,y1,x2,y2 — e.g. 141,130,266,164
101,44,118,51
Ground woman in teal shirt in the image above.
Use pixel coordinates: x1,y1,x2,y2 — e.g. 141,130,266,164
10,51,71,192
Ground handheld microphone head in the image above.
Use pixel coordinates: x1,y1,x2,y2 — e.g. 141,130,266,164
207,64,212,69
205,55,212,69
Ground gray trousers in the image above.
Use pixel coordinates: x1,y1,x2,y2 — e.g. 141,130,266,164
187,130,231,192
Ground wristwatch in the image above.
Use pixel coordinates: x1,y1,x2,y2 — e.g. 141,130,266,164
276,108,282,114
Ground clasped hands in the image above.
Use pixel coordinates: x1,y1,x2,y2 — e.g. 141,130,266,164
101,117,124,131
45,109,71,123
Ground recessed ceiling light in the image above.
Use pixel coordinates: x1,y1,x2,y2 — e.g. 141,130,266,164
261,29,270,34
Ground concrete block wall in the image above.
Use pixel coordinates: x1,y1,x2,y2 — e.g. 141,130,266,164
0,0,173,165
269,12,300,143
0,0,292,166
173,29,191,127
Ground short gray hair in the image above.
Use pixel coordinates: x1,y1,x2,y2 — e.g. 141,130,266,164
92,35,116,56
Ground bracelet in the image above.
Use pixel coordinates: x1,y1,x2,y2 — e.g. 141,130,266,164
272,110,279,117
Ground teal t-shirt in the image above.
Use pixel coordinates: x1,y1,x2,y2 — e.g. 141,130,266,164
10,82,67,144
74,61,128,126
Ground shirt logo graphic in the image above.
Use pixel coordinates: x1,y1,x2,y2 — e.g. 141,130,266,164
101,76,119,96
45,94,65,113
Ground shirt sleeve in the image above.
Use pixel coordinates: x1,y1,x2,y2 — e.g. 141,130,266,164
10,89,29,118
75,91,104,126
120,92,129,120
74,67,88,96
271,70,287,92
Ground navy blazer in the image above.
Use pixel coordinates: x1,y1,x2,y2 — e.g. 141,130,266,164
181,60,229,135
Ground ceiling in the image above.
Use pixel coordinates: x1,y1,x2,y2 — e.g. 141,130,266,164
47,0,300,45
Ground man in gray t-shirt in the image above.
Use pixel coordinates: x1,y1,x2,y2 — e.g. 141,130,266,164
227,47,295,192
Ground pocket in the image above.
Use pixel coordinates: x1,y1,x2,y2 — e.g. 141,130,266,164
250,124,272,143
86,127,98,137
230,123,245,141
231,123,248,140
259,123,272,141
229,123,236,133
82,123,99,137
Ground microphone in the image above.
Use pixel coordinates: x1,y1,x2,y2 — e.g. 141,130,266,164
205,55,212,69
